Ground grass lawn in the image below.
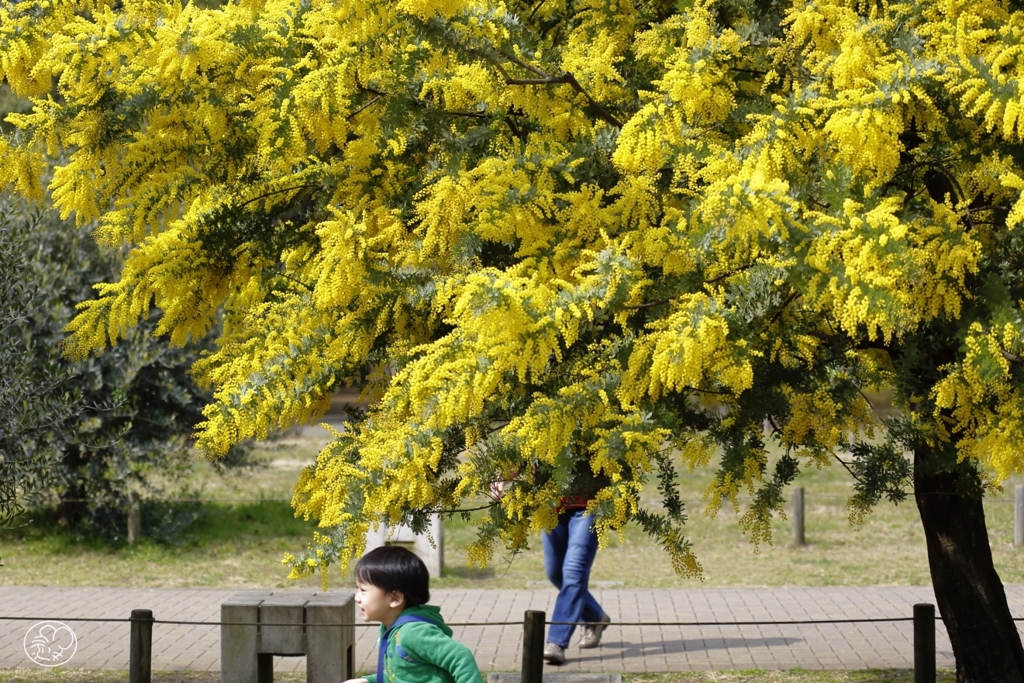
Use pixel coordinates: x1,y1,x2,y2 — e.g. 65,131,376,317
0,670,959,683
3,429,1024,590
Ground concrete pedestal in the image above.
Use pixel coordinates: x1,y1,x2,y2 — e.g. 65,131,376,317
364,514,444,577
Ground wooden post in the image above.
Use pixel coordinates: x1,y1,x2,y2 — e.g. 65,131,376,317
130,609,153,683
521,611,545,683
127,490,141,546
792,486,805,546
1015,485,1024,547
914,603,935,683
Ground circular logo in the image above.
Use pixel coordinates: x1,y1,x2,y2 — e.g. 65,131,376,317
23,621,78,667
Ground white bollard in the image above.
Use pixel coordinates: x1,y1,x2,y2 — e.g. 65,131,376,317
364,514,444,576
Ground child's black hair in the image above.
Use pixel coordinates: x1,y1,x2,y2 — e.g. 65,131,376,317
354,546,430,607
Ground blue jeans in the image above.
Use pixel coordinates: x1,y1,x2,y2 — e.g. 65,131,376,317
542,509,604,647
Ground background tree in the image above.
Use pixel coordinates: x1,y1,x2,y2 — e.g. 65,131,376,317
12,196,254,540
0,195,81,529
4,0,1024,676
2,85,253,539
0,87,83,533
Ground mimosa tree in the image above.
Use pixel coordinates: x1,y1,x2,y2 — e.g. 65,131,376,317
4,0,1024,675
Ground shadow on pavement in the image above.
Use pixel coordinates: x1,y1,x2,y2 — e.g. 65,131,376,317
576,636,804,660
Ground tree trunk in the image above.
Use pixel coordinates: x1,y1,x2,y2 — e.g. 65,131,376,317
915,450,1024,682
57,445,87,529
127,490,141,545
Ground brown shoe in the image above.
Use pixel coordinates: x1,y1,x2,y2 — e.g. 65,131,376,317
543,642,565,665
579,613,611,648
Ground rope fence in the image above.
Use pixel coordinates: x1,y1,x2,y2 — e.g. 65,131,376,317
2,614,938,626
0,603,974,683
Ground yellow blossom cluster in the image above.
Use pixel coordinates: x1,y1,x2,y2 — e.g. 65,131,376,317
9,0,1024,584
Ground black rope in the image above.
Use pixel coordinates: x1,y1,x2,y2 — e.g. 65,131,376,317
548,618,917,625
1,616,132,623
0,616,519,627
6,615,1019,626
150,622,524,626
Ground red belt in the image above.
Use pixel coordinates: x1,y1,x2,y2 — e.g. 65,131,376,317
557,496,589,512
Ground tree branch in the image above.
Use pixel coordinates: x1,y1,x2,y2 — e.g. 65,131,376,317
358,84,387,97
763,291,799,329
348,95,383,119
977,323,1020,363
706,263,755,284
528,0,548,19
493,51,624,128
447,110,489,119
857,387,890,424
505,115,525,141
274,271,314,293
497,48,551,79
443,502,499,514
238,183,320,210
353,86,490,122
833,453,865,486
966,205,1009,213
623,298,671,310
505,76,566,85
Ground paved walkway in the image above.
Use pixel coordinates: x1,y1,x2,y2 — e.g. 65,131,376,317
3,585,1022,673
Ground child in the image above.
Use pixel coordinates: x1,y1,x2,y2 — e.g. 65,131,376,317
344,545,484,683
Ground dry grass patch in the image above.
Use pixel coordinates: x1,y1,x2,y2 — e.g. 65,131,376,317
3,431,1024,589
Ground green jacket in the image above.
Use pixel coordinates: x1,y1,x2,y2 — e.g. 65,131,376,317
364,605,483,683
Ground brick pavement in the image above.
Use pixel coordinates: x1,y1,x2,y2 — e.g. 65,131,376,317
3,585,1023,673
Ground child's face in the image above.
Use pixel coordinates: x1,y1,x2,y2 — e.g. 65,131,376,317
354,579,404,625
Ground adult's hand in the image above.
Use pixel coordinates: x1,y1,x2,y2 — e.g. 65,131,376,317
488,480,508,502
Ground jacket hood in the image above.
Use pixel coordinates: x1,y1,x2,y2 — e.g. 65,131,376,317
399,604,452,637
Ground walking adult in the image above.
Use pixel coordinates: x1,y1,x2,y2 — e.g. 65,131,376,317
491,459,613,666
540,499,612,664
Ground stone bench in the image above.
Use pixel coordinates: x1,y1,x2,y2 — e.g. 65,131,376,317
221,590,355,683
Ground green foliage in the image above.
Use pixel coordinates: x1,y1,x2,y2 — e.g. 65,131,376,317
0,196,81,526
1,193,255,541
